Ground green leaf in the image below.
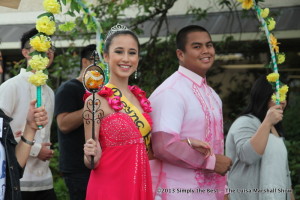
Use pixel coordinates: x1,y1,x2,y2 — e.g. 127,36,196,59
43,69,49,75
66,10,76,17
83,15,88,24
29,51,43,57
74,2,81,13
61,0,67,5
37,12,54,19
58,22,76,32
70,1,76,12
26,66,32,72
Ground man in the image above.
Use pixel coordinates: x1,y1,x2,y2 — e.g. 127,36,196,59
54,44,95,200
0,28,56,200
150,25,232,200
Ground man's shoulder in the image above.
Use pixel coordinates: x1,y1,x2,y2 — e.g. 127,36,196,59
153,72,187,91
0,74,27,90
60,79,83,89
150,72,188,102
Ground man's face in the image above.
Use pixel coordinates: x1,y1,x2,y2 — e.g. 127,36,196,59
176,31,215,77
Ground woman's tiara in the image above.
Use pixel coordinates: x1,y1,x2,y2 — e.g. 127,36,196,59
105,24,132,41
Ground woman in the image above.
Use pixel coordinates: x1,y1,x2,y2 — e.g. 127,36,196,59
0,100,48,200
83,24,153,200
226,76,294,200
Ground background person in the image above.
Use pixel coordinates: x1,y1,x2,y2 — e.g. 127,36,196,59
226,76,294,200
0,100,48,200
0,28,56,200
54,44,96,200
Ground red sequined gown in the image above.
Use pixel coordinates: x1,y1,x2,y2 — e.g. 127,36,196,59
85,112,153,200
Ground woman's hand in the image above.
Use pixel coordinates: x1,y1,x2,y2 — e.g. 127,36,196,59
26,100,48,130
84,138,102,164
264,104,283,126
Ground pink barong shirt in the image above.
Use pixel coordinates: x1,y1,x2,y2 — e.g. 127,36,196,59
149,66,226,200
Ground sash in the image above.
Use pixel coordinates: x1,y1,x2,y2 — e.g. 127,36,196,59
106,83,151,151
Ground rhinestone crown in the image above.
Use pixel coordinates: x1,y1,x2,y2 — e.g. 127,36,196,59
105,24,131,41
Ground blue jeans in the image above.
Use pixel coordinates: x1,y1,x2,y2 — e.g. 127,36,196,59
63,172,90,200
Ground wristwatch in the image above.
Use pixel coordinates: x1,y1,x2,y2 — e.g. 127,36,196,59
21,136,35,146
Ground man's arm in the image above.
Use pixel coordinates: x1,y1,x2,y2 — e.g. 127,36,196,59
56,108,84,134
150,89,232,174
152,131,216,169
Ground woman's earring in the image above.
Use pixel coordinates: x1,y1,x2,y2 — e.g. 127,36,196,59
134,70,138,79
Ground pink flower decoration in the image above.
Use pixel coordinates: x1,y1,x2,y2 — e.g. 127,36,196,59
98,86,114,97
129,85,146,99
108,96,123,111
140,98,152,113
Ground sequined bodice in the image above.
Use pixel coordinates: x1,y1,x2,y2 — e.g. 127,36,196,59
99,112,144,148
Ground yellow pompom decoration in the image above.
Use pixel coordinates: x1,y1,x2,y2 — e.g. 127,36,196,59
43,0,61,14
260,8,269,18
266,73,280,82
277,53,285,64
267,18,276,31
28,55,49,71
28,71,48,86
271,93,287,103
36,16,56,35
279,85,289,95
237,0,254,10
270,34,280,53
30,35,51,52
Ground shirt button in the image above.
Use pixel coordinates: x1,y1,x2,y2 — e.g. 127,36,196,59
10,166,13,170
13,186,18,191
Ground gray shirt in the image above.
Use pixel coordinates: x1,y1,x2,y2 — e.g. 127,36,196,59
225,115,292,200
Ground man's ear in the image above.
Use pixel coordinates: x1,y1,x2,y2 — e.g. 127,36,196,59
21,48,30,59
176,49,184,62
103,53,109,63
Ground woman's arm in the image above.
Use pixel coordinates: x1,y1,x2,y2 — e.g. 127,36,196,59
250,104,283,155
15,100,48,167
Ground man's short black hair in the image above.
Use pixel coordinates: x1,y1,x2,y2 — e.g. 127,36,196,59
80,44,96,60
80,44,96,68
176,25,210,52
20,28,38,49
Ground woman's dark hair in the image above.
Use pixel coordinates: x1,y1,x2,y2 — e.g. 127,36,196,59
241,75,285,136
176,25,210,52
104,30,140,54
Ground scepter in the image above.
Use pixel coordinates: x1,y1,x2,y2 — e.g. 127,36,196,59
82,51,105,169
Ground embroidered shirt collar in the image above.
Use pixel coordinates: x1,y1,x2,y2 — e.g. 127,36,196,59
178,65,206,86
